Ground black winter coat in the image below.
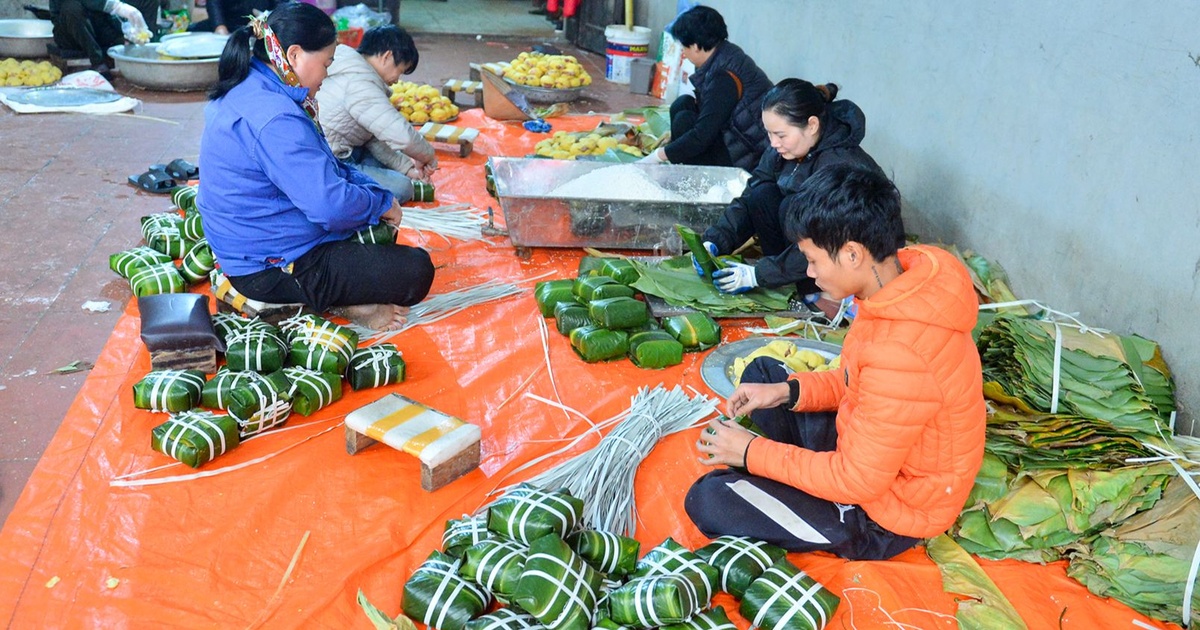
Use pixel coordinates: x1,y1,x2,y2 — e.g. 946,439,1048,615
681,41,773,171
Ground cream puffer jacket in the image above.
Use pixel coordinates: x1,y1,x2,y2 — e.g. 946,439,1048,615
316,45,437,175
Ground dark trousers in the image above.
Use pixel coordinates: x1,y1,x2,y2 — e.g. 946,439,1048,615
685,357,921,560
669,95,733,167
228,238,435,313
52,0,159,65
704,183,817,294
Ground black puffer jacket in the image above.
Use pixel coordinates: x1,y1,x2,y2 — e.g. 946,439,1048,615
704,99,884,288
687,41,773,170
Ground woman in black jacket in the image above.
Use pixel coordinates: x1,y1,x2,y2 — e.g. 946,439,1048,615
702,79,885,296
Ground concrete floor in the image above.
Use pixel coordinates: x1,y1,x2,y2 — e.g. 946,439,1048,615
0,30,658,527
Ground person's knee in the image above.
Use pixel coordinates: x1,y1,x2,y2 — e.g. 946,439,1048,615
670,94,697,117
684,473,730,538
745,183,784,213
742,356,787,385
404,248,435,305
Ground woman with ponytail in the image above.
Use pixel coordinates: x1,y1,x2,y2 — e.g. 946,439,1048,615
697,79,886,298
197,2,434,331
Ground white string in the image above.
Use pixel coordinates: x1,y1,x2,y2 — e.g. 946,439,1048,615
1050,323,1064,414
398,204,489,241
1134,440,1200,626
537,314,572,425
978,299,1110,338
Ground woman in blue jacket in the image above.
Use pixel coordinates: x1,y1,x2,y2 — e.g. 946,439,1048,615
197,2,434,331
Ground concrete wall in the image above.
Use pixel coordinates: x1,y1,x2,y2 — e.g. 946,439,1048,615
1,0,28,19
644,0,1200,434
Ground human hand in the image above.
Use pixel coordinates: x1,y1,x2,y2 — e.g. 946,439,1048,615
695,416,757,468
421,162,438,180
380,199,403,226
691,241,719,277
111,1,148,32
712,261,758,294
727,382,791,417
637,148,666,164
214,25,229,35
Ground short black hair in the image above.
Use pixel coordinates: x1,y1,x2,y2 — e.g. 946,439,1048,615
667,6,727,51
782,164,906,261
358,25,419,74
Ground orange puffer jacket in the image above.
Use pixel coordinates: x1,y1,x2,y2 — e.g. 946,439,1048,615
745,244,987,538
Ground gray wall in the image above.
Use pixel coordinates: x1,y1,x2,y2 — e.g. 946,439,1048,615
646,1,1200,434
1,0,27,19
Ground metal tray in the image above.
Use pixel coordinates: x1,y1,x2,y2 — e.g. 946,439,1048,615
108,44,219,92
502,77,585,103
8,87,122,107
700,336,842,399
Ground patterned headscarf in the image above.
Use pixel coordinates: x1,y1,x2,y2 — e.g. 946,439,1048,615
249,13,322,132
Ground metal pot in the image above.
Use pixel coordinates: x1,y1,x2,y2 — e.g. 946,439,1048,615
0,19,53,59
107,43,219,92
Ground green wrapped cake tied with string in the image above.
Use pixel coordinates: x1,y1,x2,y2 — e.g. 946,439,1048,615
110,246,173,279
151,410,240,468
178,238,215,284
133,369,207,413
464,608,542,630
535,279,578,317
345,344,405,390
225,326,287,373
181,211,204,241
222,370,292,437
511,533,601,630
282,366,342,416
660,606,737,630
443,514,496,559
740,558,839,630
461,538,528,605
632,538,717,605
201,368,274,410
280,313,359,375
210,312,251,346
569,326,629,363
607,573,707,628
695,536,787,599
129,262,186,298
568,530,639,577
140,212,195,259
352,222,398,244
486,484,583,545
403,550,491,630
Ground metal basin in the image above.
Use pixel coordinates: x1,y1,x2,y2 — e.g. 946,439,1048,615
107,43,219,92
0,19,54,59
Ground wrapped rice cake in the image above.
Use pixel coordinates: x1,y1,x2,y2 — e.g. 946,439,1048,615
512,534,601,630
280,313,358,374
173,184,198,214
181,211,205,241
660,606,737,630
487,484,583,545
129,262,186,298
140,212,195,259
225,327,287,373
464,608,542,630
178,238,215,285
573,275,633,302
662,313,721,351
403,550,490,630
627,331,684,369
598,258,639,285
568,530,639,577
110,246,173,279
569,326,629,363
695,536,786,599
201,368,273,409
553,302,592,336
535,279,578,317
224,371,293,437
151,410,240,468
210,312,251,346
588,296,648,330
444,514,496,559
461,538,528,605
353,222,398,244
282,366,342,416
346,343,405,390
608,574,706,628
132,369,207,413
740,558,839,630
632,538,718,605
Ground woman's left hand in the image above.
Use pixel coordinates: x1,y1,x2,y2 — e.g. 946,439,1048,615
381,199,404,226
696,417,757,468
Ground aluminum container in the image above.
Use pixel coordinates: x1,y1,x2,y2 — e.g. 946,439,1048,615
107,43,218,92
489,157,749,254
0,19,53,58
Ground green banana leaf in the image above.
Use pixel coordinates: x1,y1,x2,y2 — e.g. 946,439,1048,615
443,514,495,559
225,327,287,373
280,314,358,374
926,534,1027,630
181,211,205,241
627,331,684,370
628,257,792,317
178,239,215,284
402,550,490,630
354,222,398,244
129,262,186,298
141,212,196,259
659,606,737,630
110,246,172,279
357,588,419,630
574,276,626,302
536,280,578,317
597,259,639,285
677,225,716,279
588,297,649,330
569,326,629,363
739,558,839,630
661,313,720,351
173,185,198,214
463,608,542,630
554,303,592,337
225,371,292,437
695,536,786,599
567,530,640,577
608,574,706,628
487,484,584,545
346,344,406,390
632,538,717,605
202,369,271,410
462,538,528,605
151,410,240,468
511,533,601,630
282,367,343,416
132,369,207,413
210,312,251,345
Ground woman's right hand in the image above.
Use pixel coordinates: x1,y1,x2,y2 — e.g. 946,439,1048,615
727,382,791,417
381,199,404,226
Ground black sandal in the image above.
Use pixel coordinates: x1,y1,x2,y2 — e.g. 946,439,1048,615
164,158,199,181
127,164,178,194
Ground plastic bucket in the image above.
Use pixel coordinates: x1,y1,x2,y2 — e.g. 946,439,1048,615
604,25,651,84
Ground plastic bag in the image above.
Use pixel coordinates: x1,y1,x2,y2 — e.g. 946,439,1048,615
332,3,392,29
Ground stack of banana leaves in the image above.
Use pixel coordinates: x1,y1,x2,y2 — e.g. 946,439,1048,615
1066,474,1200,626
628,256,792,318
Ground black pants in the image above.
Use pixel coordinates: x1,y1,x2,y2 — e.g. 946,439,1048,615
228,239,435,313
52,0,159,66
669,95,733,167
684,357,920,560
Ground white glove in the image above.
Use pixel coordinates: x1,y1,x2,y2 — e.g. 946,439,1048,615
637,148,666,164
111,1,149,35
712,261,758,294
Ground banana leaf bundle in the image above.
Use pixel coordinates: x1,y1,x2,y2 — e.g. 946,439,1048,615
403,550,491,630
574,276,634,303
1066,476,1200,626
607,574,705,628
567,530,639,577
464,608,542,630
151,410,240,468
536,280,578,317
627,331,684,370
660,606,737,630
569,326,629,363
740,558,839,630
110,246,173,279
588,297,648,330
982,399,1159,470
225,327,287,373
353,222,398,244
487,484,584,545
211,312,251,346
598,259,639,285
695,536,787,599
282,366,343,416
554,302,592,336
225,371,293,437
141,212,196,259
346,343,405,390
280,313,358,374
978,314,1174,440
512,533,601,630
129,262,186,297
662,313,720,351
462,538,528,605
952,463,1173,562
181,211,205,241
444,514,496,558
925,534,1027,630
201,368,273,409
676,225,716,279
629,257,792,318
173,185,198,214
178,238,215,284
132,369,207,412
631,539,717,605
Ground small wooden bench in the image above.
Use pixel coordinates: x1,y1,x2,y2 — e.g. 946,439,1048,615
210,270,315,325
468,61,510,82
441,79,484,108
419,122,480,158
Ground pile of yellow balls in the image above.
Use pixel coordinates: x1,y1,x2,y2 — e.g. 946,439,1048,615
533,131,644,160
0,58,62,87
388,80,459,124
502,52,591,90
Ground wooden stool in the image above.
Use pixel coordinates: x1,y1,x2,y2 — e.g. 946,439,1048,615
468,61,509,82
419,122,480,158
441,79,484,108
345,393,481,491
46,44,91,73
210,270,314,325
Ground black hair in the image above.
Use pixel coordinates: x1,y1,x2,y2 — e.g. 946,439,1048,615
667,5,727,51
357,25,419,74
782,164,906,261
209,2,337,100
762,78,839,128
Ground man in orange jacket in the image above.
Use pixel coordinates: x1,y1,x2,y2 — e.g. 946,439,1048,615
687,164,987,560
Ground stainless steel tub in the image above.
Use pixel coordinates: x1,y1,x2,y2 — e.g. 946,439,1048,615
489,157,749,254
107,43,219,92
0,19,53,58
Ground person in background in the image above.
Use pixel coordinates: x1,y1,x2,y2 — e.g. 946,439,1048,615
316,25,437,202
639,5,772,170
198,2,434,331
698,79,884,297
687,164,987,560
49,0,156,74
189,0,277,34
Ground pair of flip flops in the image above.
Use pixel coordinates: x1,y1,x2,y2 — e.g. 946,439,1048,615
128,159,199,194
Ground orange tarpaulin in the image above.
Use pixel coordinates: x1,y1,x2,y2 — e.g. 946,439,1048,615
0,110,1180,629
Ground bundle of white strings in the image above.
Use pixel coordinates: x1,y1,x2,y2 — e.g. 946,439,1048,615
399,204,488,242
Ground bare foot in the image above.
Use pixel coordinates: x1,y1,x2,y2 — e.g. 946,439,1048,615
332,304,408,331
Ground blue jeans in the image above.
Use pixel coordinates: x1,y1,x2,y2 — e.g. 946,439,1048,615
342,148,414,203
